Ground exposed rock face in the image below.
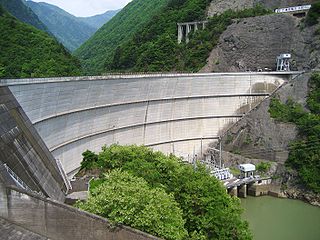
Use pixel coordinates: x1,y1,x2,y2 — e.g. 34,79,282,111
208,0,317,16
256,0,318,10
274,164,320,206
208,0,255,17
205,0,320,73
220,72,309,163
201,14,312,72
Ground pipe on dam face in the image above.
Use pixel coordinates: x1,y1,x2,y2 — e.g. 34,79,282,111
2,72,294,176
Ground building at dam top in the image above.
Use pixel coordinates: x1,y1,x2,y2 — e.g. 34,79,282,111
0,72,298,180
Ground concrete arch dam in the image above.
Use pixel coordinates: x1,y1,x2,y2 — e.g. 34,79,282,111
1,72,293,177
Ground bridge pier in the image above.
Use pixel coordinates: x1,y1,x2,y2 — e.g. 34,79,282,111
177,21,208,44
238,184,247,198
228,186,238,197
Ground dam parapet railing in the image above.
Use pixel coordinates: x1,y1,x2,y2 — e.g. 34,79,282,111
0,71,302,86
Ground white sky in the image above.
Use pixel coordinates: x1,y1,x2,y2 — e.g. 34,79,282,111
29,0,132,17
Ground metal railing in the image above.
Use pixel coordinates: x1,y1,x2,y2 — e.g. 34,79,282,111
2,163,45,197
55,158,72,191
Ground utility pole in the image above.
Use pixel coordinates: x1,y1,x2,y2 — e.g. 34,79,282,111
219,137,222,169
200,137,203,158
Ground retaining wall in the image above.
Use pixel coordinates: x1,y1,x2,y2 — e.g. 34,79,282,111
0,182,160,240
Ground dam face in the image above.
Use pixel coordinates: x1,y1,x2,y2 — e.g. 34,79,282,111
1,73,291,176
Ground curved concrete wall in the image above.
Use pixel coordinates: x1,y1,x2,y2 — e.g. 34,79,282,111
1,73,291,176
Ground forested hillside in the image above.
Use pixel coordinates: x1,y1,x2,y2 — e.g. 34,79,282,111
0,6,81,79
26,1,96,52
78,9,120,29
0,0,48,32
74,0,170,74
108,1,271,73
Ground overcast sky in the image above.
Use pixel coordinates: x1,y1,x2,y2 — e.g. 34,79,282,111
30,0,132,17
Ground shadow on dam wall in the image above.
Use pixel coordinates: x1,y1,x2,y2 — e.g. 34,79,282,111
0,72,296,177
0,86,68,201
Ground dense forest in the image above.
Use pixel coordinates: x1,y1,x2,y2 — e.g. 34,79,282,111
269,73,320,193
77,145,252,240
74,0,170,74
0,0,48,32
0,5,81,78
107,1,272,73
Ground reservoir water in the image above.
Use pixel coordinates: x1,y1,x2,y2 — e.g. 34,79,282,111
241,196,320,240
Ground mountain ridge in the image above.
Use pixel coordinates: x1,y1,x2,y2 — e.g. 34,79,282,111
0,5,81,79
74,0,170,74
0,0,48,32
78,9,121,29
25,1,119,52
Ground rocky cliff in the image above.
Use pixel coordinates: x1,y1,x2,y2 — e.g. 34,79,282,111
204,0,320,73
201,13,319,72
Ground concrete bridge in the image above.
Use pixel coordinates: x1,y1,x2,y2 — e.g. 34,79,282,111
177,21,208,43
0,72,297,178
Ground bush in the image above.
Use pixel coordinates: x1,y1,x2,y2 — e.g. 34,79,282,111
77,170,187,240
256,162,271,173
80,150,99,170
306,2,320,26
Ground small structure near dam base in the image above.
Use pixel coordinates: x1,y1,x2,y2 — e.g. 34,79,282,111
210,163,274,198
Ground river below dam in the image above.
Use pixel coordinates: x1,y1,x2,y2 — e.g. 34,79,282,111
241,196,320,240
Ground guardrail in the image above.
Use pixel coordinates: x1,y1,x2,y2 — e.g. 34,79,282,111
0,71,302,86
2,163,45,197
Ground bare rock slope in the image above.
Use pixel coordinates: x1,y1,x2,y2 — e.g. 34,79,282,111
201,14,312,72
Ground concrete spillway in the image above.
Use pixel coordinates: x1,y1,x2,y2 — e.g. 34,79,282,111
1,72,293,176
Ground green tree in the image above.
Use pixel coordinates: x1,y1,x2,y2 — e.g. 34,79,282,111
0,7,81,79
306,2,320,26
77,170,187,240
80,144,252,239
80,150,99,170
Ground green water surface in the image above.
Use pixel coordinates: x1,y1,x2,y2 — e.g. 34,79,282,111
241,196,320,240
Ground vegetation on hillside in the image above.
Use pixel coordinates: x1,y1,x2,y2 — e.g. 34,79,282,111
0,6,81,78
107,3,271,73
269,73,320,193
74,0,170,74
78,144,252,240
0,0,49,32
306,2,320,26
26,1,106,52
